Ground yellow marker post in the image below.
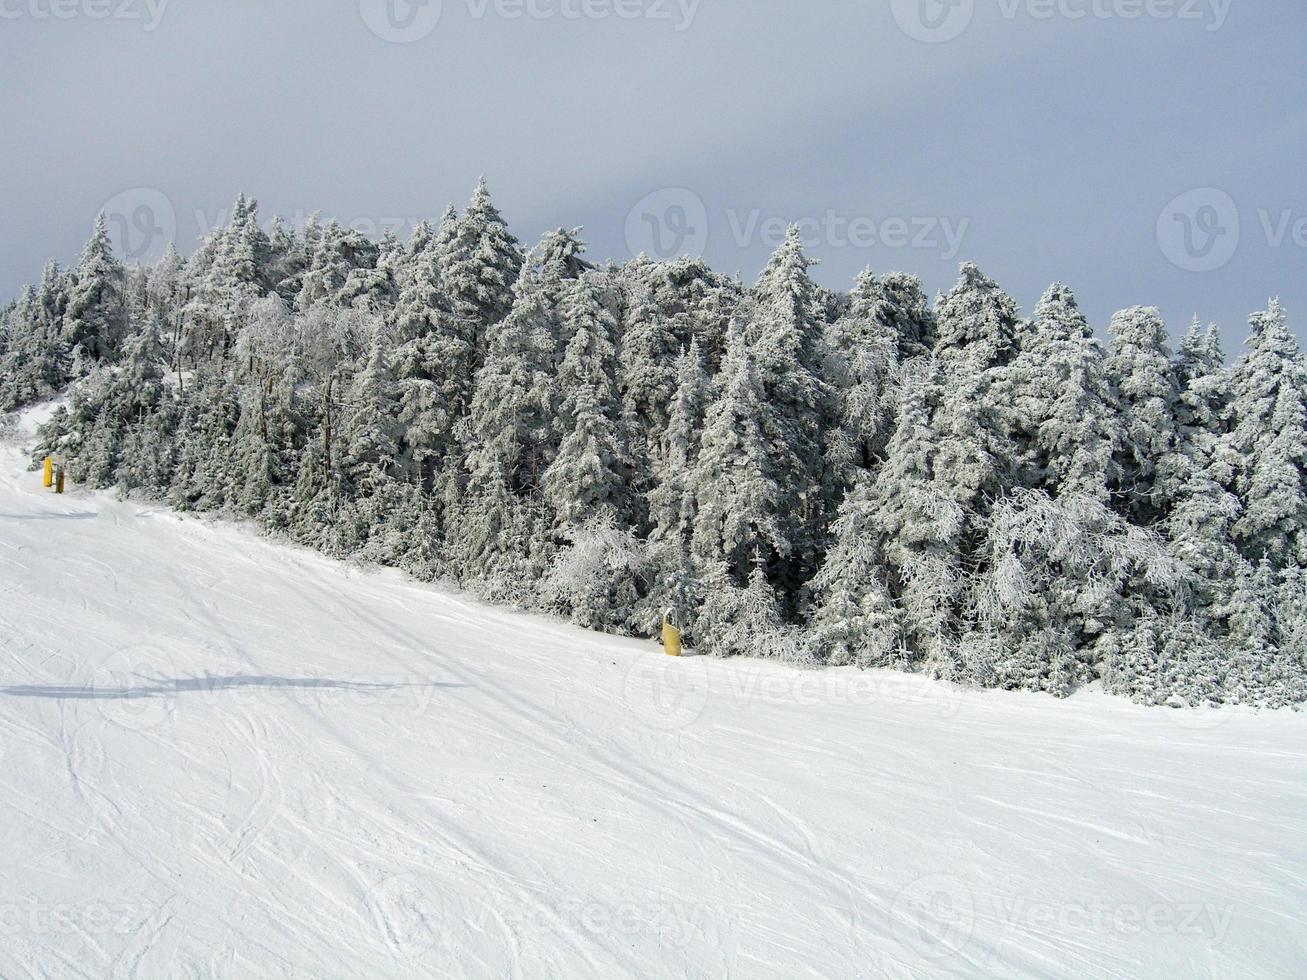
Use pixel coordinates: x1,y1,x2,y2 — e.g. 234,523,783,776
43,456,53,488
662,612,682,657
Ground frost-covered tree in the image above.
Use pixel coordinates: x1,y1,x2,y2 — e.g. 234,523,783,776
0,285,67,410
933,262,1020,371
691,321,789,585
1106,306,1181,524
340,332,402,508
542,380,627,528
440,178,524,353
695,556,798,661
296,222,379,312
1165,318,1243,632
745,228,832,583
823,268,898,483
619,285,682,492
928,264,1024,585
538,518,650,632
461,265,560,494
964,489,1184,696
648,338,709,545
390,232,473,486
1227,300,1307,566
228,388,278,516
1008,283,1120,499
806,473,904,668
868,362,964,667
63,213,127,363
555,274,621,428
640,339,710,632
859,269,937,361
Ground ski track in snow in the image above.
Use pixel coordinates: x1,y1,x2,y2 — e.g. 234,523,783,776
0,407,1305,978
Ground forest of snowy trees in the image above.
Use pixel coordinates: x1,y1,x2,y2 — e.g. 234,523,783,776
3,181,1305,708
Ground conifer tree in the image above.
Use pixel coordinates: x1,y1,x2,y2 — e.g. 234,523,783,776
1105,306,1181,523
461,265,560,494
648,338,709,546
63,213,127,363
1227,300,1307,566
868,362,964,666
745,228,832,585
542,381,627,529
807,474,904,667
341,333,401,494
1009,283,1121,499
555,275,621,429
928,264,1025,581
441,178,524,355
691,321,788,585
860,269,937,361
695,555,795,660
639,339,711,631
823,268,899,483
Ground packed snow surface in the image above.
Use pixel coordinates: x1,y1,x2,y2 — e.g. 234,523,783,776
0,407,1304,979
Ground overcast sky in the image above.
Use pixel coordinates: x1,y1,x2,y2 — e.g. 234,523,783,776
1,0,1303,347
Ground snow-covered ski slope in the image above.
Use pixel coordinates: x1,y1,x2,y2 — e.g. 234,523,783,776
0,408,1304,980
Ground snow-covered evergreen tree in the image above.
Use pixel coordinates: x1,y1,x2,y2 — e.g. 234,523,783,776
440,178,524,355
1008,283,1121,499
965,489,1183,696
461,264,560,494
1227,300,1307,566
341,332,401,493
745,227,832,587
861,269,937,361
823,268,899,485
1106,306,1181,524
63,213,127,364
867,361,964,668
928,264,1026,575
691,320,788,586
542,380,627,529
806,473,904,668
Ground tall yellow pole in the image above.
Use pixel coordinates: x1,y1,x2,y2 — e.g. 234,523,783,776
43,456,53,488
662,614,682,657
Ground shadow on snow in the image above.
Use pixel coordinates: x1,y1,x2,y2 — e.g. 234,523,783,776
0,675,470,700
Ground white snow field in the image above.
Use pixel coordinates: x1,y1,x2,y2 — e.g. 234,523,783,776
1,407,1305,980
